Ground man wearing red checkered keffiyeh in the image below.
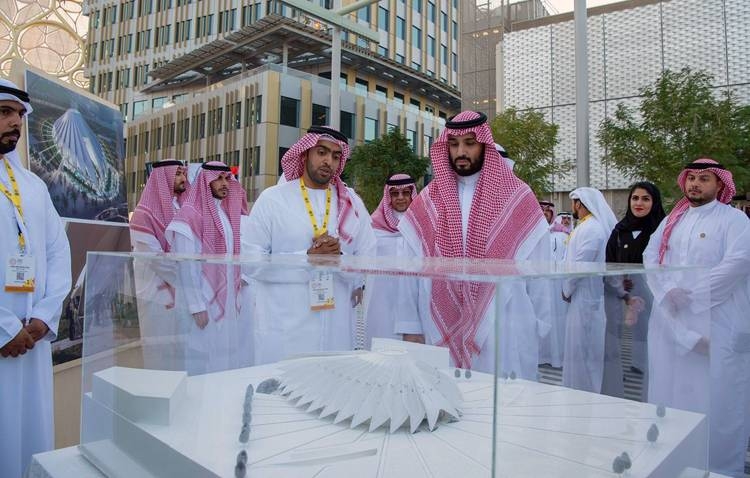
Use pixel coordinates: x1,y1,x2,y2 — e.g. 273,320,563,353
396,111,553,374
365,174,417,347
130,160,188,368
643,158,750,477
242,126,376,364
166,161,249,374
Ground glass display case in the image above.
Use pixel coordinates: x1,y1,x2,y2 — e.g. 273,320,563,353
78,252,710,478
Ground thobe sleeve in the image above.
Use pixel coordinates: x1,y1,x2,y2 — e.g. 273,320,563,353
170,229,205,314
30,193,72,340
242,194,272,254
0,308,22,348
643,219,702,353
347,194,377,289
524,230,553,339
131,230,177,285
705,214,750,308
562,228,602,298
393,235,423,335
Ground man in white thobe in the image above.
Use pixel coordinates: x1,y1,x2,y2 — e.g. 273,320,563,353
166,161,249,374
365,173,416,348
396,111,552,376
0,79,71,478
242,126,376,365
538,201,569,368
129,160,187,369
644,158,750,477
561,187,616,393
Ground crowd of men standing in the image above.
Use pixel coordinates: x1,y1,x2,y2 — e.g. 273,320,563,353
0,75,748,478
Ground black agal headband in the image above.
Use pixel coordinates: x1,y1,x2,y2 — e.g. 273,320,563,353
201,163,231,172
0,84,30,103
386,176,415,186
684,161,726,170
307,126,347,143
445,112,488,129
152,160,184,168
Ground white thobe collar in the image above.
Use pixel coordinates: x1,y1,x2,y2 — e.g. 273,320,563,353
173,195,180,211
685,199,720,216
457,172,480,252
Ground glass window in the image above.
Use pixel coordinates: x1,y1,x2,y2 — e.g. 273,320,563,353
411,26,421,48
278,148,289,176
410,98,421,110
132,100,147,119
441,12,448,32
396,16,405,40
340,111,355,139
393,91,404,105
377,45,389,57
375,85,387,99
151,96,166,109
427,35,435,56
312,103,328,126
407,129,417,151
395,53,405,64
377,6,389,31
279,96,299,127
357,5,370,23
364,117,378,142
355,78,369,94
414,0,422,14
427,1,436,23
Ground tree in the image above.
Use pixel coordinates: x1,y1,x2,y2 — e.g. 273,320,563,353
345,128,430,212
490,107,566,196
598,68,750,203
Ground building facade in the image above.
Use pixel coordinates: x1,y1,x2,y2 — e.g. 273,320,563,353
499,0,750,213
83,0,461,208
460,0,551,116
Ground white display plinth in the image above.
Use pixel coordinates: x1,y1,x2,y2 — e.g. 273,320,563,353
79,363,708,478
92,367,187,426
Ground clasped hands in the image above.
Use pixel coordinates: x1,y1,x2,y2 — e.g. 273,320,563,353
307,233,341,255
0,318,49,358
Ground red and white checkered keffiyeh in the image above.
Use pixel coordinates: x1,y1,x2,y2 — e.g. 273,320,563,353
402,111,544,368
170,161,246,320
371,174,416,233
280,129,359,243
658,158,737,264
130,160,186,251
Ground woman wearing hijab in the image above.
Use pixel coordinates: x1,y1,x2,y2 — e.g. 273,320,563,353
601,182,666,399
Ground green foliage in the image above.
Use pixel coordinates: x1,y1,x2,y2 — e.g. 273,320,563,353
490,107,566,195
598,68,750,204
344,128,431,212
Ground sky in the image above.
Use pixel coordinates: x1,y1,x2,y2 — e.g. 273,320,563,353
544,0,622,14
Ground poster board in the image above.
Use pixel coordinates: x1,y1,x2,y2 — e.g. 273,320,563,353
12,61,127,222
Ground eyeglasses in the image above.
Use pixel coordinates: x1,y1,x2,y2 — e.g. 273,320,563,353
389,189,412,198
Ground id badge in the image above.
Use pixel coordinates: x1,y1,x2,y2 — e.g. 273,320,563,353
309,271,335,311
5,254,35,293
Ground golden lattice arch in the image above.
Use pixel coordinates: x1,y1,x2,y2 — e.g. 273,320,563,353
0,0,88,88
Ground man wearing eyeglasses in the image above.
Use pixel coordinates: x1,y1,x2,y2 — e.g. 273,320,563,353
366,174,417,347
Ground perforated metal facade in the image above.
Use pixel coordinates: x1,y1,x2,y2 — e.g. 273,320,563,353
500,0,750,193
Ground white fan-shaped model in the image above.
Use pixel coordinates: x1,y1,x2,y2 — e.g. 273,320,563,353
276,351,462,433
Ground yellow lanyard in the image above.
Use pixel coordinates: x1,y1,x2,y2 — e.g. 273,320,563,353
299,179,331,238
566,213,591,245
0,159,26,252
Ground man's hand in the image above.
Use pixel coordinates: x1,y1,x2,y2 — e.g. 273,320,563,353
623,278,634,292
0,328,35,358
350,287,364,307
693,336,710,356
403,334,425,344
25,318,50,342
307,233,341,255
665,287,692,315
192,311,209,330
